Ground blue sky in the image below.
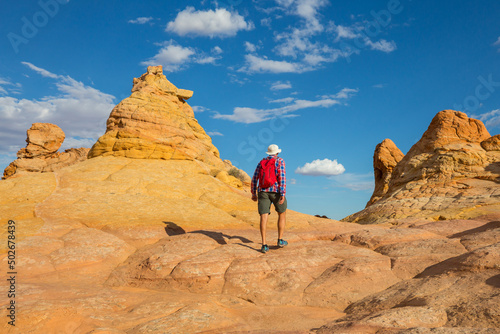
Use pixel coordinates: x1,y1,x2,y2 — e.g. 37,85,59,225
1,0,500,219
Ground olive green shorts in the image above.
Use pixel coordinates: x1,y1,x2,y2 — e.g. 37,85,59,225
258,192,287,215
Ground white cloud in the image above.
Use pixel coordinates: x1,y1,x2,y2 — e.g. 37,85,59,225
214,107,271,123
142,41,221,71
0,78,12,85
214,83,358,124
276,0,328,30
261,18,272,28
271,81,292,90
0,63,115,154
141,42,195,71
303,53,333,66
207,131,223,136
472,109,500,129
213,97,338,123
252,2,347,70
332,24,359,41
364,38,397,53
192,106,208,113
245,41,258,53
270,97,295,104
212,46,223,54
240,54,308,73
227,73,250,86
0,78,21,96
166,7,253,38
196,56,218,64
246,1,397,74
198,46,224,64
329,22,397,54
21,62,59,79
324,87,359,99
494,37,500,51
274,26,321,58
295,158,345,176
128,17,154,24
272,0,329,60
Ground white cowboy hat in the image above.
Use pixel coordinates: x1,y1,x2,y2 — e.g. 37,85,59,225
266,144,282,155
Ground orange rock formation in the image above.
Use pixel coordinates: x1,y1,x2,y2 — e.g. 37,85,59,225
88,66,223,168
2,123,89,179
367,138,404,206
345,110,500,224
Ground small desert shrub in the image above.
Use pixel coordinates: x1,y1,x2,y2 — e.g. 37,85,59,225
228,167,247,182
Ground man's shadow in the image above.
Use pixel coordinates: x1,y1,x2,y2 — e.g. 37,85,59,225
163,221,254,246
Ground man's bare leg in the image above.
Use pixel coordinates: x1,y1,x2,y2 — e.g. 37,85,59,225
260,213,269,245
277,211,286,240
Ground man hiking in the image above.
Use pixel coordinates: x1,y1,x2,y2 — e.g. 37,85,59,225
251,144,288,253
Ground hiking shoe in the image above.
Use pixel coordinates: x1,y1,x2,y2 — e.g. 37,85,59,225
260,244,269,253
277,239,288,248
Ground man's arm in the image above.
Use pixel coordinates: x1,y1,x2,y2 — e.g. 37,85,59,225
251,162,260,201
278,158,286,203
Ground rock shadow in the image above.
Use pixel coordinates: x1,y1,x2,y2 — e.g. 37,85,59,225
415,254,465,278
163,221,253,245
448,220,500,238
163,221,186,236
486,274,500,288
416,248,499,279
485,162,500,182
189,230,253,245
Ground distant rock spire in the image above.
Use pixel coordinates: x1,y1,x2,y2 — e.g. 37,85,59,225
367,138,404,207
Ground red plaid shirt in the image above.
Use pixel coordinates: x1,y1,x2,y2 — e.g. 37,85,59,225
251,156,286,196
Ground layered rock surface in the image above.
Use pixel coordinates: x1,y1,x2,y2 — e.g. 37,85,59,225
2,123,89,179
344,110,500,224
1,74,499,333
88,66,223,168
2,167,498,333
318,227,500,333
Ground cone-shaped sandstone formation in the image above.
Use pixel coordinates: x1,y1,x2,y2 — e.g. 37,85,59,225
2,123,89,179
345,110,500,224
88,66,224,168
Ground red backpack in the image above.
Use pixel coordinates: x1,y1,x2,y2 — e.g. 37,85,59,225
258,157,277,188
